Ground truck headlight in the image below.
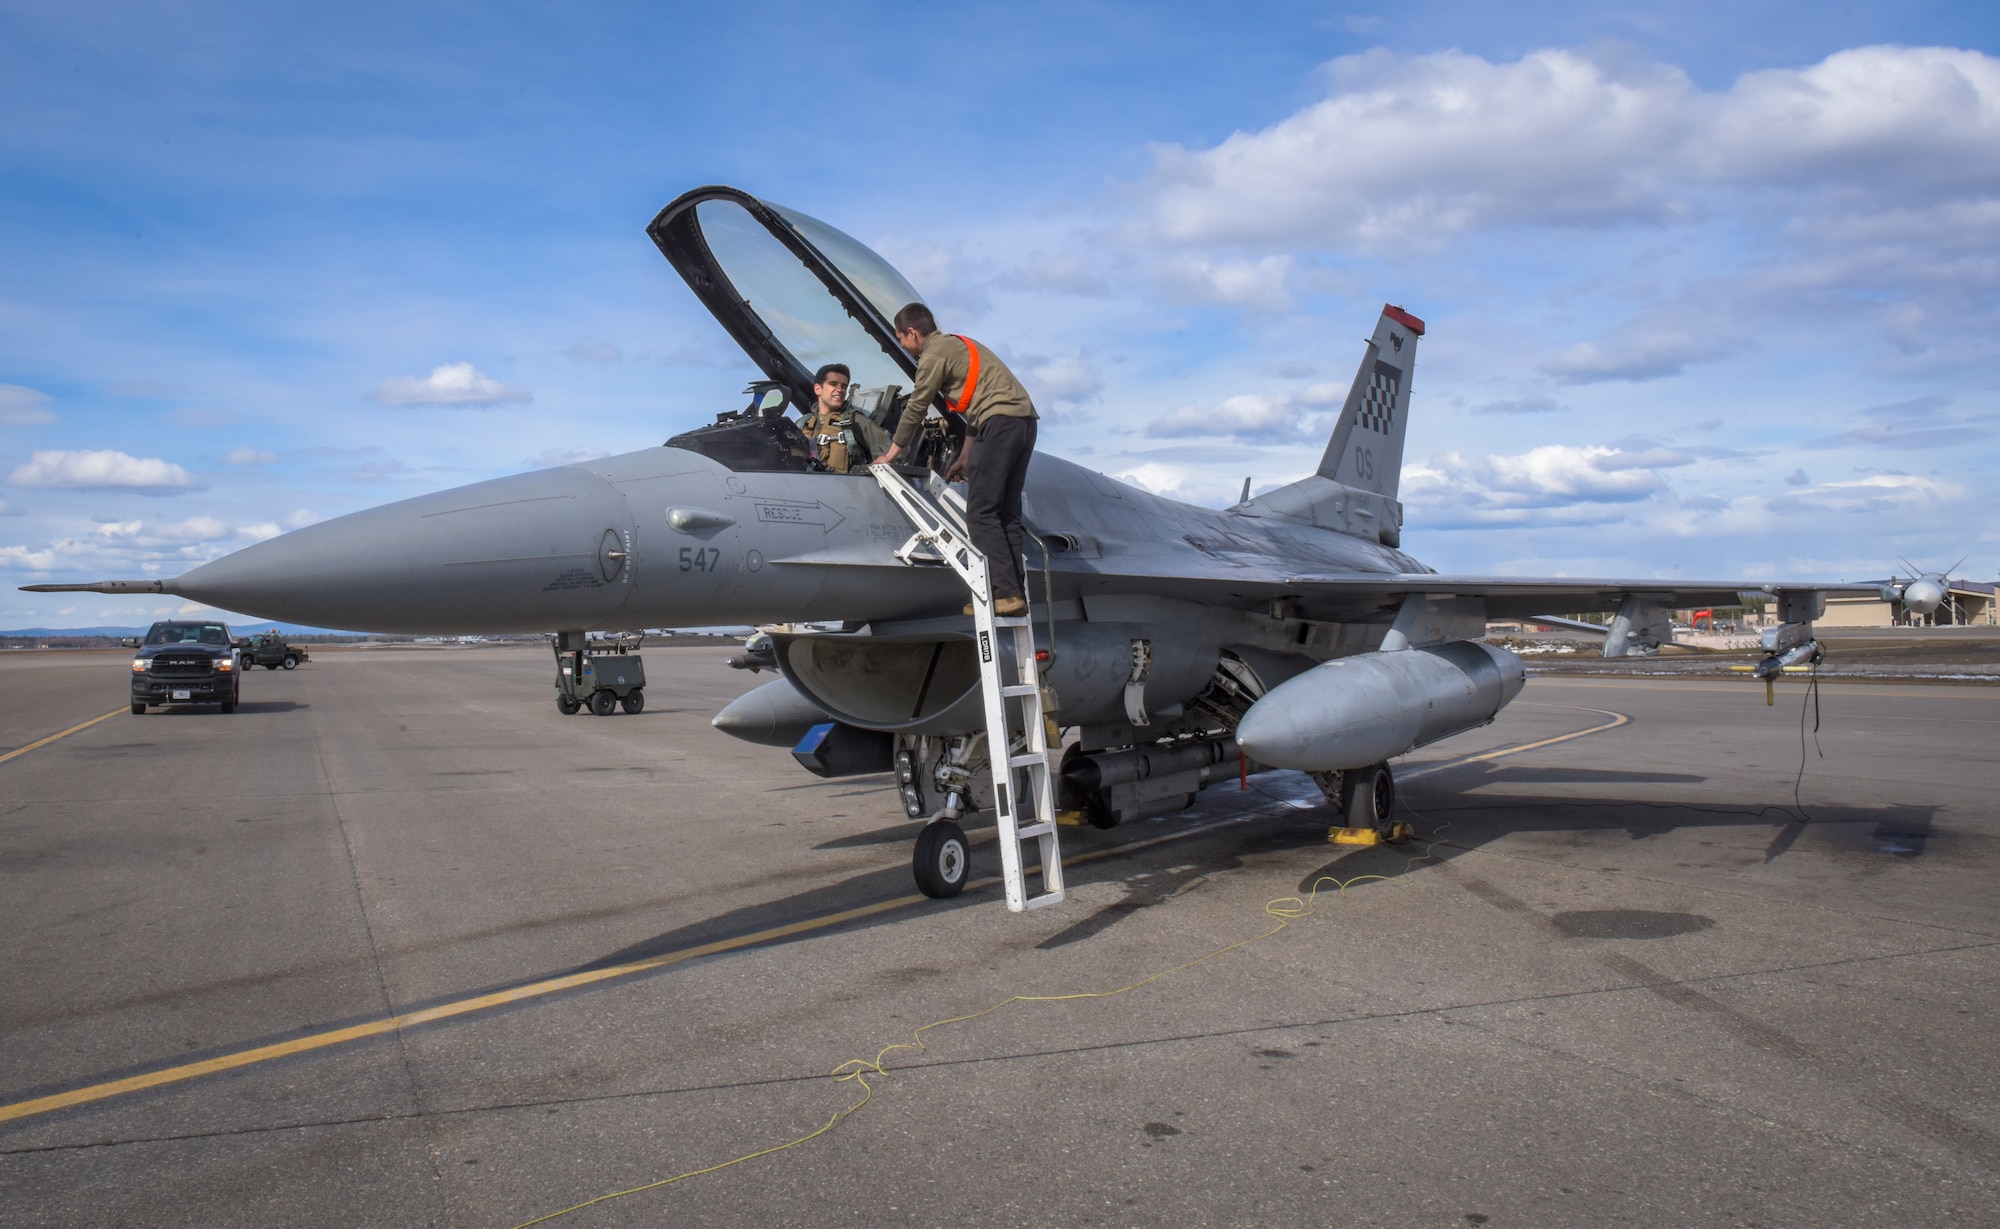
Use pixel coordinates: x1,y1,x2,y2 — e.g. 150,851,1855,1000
131,658,148,673
216,658,233,672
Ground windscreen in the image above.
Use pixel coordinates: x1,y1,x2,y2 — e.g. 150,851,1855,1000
145,623,229,646
694,199,912,394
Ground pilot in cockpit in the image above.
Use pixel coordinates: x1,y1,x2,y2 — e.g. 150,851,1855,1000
801,362,852,473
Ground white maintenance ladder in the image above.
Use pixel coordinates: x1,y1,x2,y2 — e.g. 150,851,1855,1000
869,463,1065,912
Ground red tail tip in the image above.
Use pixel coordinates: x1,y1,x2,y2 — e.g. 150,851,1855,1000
1383,304,1426,336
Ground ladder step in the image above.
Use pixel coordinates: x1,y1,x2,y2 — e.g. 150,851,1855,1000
1014,821,1056,840
998,684,1039,697
1008,753,1048,769
991,616,1032,626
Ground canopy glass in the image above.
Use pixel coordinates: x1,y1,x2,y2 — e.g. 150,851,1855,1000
691,198,917,395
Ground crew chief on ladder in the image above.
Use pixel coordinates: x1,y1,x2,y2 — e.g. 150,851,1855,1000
875,302,1039,617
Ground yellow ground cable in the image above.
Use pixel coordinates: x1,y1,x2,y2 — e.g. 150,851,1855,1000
0,707,124,767
512,836,1450,1228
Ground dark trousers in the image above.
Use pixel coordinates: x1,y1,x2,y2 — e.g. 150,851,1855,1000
964,414,1037,602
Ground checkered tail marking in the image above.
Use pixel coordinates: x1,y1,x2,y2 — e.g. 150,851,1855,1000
1357,360,1401,435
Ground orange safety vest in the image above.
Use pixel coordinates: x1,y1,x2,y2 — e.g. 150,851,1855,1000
947,334,982,415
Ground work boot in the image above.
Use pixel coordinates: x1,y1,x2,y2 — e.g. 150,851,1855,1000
995,596,1028,617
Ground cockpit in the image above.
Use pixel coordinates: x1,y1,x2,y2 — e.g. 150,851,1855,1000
650,189,962,476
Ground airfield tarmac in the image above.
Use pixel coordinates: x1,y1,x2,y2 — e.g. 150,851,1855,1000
0,645,1995,1228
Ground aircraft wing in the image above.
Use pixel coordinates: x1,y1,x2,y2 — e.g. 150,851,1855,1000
1280,573,1883,621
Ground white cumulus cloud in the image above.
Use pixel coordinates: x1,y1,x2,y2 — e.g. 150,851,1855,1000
1149,378,1351,443
1404,443,1694,524
1143,45,2000,250
8,449,203,493
369,362,531,407
0,544,59,569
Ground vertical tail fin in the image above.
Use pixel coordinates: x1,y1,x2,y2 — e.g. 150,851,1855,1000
1318,304,1422,501
1236,304,1423,547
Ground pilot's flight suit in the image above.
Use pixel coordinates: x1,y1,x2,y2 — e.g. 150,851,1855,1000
891,332,1039,604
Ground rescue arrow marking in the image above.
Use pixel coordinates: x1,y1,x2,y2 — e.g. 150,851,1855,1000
753,500,846,533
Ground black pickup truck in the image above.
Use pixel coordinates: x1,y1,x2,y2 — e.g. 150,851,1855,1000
128,620,240,714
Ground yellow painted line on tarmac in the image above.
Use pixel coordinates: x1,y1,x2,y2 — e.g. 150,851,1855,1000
0,819,1250,1127
0,708,125,768
0,706,1628,1127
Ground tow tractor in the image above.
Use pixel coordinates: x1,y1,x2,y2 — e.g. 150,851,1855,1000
551,631,647,716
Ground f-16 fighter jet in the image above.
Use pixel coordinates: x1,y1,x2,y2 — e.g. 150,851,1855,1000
28,186,1929,908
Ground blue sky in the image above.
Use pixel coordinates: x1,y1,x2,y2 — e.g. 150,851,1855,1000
2,1,1996,628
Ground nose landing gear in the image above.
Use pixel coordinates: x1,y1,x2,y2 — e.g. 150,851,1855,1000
913,820,970,898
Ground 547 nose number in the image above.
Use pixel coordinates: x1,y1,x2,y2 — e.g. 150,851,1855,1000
679,547,722,572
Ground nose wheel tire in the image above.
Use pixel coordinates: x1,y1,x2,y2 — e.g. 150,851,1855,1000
620,689,645,715
913,820,970,898
590,689,618,717
1341,762,1398,834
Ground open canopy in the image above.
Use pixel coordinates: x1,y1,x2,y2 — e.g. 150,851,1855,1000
648,187,926,412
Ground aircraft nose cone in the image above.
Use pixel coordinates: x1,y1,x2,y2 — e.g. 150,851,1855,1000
1903,578,1945,615
177,467,636,633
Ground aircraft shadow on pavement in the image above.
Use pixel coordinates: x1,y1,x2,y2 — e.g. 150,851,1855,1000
579,811,1333,974
585,775,1949,981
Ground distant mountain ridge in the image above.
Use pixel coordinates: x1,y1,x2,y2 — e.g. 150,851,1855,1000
1,622,361,638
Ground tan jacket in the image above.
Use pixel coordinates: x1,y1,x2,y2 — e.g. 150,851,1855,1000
891,332,1037,451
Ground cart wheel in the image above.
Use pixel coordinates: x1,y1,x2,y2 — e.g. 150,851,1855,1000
282,655,297,670
130,702,145,715
621,689,645,715
913,821,970,898
557,696,581,715
590,689,617,716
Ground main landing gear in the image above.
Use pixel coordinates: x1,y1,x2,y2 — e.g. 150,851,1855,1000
1320,761,1414,845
